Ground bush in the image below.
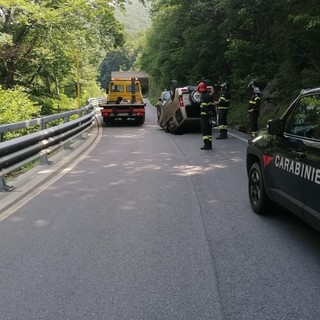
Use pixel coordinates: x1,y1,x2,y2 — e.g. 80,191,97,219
0,86,41,124
0,86,42,140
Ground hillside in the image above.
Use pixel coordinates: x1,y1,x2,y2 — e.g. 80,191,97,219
116,0,151,33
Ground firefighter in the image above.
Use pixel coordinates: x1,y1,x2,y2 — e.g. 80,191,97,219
200,78,217,126
215,82,231,139
248,80,261,138
198,82,213,150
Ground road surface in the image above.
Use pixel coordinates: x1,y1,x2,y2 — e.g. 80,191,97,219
0,101,320,320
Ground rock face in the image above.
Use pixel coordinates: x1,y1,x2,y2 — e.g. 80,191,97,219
261,79,279,114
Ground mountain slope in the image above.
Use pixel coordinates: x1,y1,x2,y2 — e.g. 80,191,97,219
116,0,151,33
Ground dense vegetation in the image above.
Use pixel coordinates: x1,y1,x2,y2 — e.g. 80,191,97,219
116,0,151,33
0,0,128,123
1,0,320,132
138,0,320,129
141,0,320,93
98,0,150,89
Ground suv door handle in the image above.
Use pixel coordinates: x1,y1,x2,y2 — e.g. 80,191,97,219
291,151,306,159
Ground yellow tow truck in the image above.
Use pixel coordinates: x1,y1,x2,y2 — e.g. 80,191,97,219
100,77,146,125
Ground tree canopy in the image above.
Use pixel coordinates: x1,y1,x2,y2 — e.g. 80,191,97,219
1,0,320,128
0,0,126,118
139,0,320,98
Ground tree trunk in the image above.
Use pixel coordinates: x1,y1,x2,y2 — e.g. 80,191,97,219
4,58,15,89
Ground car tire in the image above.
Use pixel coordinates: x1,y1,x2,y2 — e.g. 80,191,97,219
163,124,170,133
189,90,201,106
248,162,275,214
157,105,162,123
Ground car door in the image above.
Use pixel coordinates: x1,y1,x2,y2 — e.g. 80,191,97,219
265,134,305,219
284,93,320,222
302,138,320,230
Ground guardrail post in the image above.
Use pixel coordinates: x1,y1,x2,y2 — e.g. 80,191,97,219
0,176,15,192
39,117,52,165
64,115,74,149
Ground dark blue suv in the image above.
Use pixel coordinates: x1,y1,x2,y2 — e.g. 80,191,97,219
246,88,320,231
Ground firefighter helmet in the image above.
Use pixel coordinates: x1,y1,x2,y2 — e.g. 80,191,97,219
197,82,207,93
248,80,258,89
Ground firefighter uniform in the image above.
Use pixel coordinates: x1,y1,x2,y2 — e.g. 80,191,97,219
248,81,261,138
216,82,231,139
198,82,213,150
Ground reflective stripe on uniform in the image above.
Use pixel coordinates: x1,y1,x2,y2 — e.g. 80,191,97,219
249,96,260,104
219,97,230,103
203,135,212,141
201,101,213,116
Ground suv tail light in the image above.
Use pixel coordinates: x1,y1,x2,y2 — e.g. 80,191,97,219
179,95,184,107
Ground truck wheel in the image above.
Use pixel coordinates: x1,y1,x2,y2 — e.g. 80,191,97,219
135,117,144,125
248,162,275,214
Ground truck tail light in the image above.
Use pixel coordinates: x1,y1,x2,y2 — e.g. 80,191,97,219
179,95,184,107
102,112,109,117
137,112,144,116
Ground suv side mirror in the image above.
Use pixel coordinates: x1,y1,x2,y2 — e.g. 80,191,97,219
267,119,284,135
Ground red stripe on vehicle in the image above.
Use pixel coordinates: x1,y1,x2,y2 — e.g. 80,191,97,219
263,154,274,168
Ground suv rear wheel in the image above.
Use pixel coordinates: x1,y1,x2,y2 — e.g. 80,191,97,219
248,162,275,214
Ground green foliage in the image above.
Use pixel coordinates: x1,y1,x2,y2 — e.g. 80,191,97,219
116,0,151,33
0,85,41,140
101,1,150,74
0,0,125,117
0,86,40,124
98,49,132,89
139,0,320,111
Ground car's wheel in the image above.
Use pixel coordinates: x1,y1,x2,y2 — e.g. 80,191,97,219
157,105,162,123
248,162,275,214
163,123,170,132
163,117,175,133
189,90,201,106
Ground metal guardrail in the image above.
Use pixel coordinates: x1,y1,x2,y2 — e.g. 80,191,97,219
0,98,102,191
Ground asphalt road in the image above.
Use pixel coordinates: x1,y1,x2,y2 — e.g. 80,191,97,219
0,101,320,320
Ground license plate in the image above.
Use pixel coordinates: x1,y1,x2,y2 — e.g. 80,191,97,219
117,113,129,116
